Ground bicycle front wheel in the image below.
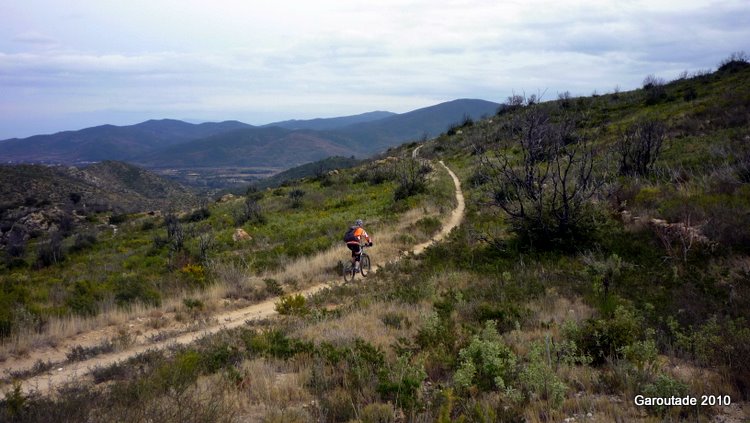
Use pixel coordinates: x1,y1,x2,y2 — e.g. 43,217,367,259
360,254,371,277
343,262,355,283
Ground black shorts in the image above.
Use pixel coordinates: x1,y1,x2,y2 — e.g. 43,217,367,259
346,243,362,258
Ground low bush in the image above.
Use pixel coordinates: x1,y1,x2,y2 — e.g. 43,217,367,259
641,374,690,416
377,355,426,410
564,306,643,365
113,274,161,307
275,294,309,316
69,232,97,253
108,214,127,225
519,341,567,408
414,216,441,237
66,280,104,316
35,232,65,268
454,321,517,392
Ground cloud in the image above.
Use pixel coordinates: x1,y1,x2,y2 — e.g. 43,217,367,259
0,0,748,138
11,31,57,46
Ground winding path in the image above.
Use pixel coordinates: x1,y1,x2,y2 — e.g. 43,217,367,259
2,148,464,396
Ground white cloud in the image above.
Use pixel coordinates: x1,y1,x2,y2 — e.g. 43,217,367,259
11,31,57,46
0,0,748,138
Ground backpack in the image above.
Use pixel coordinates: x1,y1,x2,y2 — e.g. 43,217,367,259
343,226,358,243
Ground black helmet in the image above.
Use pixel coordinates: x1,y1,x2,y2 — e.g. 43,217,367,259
355,219,363,226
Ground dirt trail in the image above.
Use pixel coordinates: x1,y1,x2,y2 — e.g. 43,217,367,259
1,152,464,396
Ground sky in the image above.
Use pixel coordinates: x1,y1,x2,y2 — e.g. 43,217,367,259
1,0,748,139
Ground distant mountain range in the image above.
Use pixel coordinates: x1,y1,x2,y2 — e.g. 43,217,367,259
0,120,252,164
263,111,396,131
0,99,501,170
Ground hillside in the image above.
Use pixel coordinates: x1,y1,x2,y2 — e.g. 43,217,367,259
263,111,396,131
133,126,356,168
2,61,750,422
0,119,252,164
249,155,362,190
0,161,196,252
333,98,501,152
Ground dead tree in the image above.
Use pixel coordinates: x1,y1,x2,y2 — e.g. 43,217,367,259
617,119,666,176
481,107,601,248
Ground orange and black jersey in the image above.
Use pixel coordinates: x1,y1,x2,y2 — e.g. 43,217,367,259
346,227,371,245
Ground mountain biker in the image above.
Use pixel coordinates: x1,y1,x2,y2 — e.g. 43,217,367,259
344,219,372,272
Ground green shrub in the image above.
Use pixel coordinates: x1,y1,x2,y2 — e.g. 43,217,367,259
66,340,115,362
241,329,312,359
153,350,202,394
108,214,128,225
564,306,642,365
69,233,97,253
184,207,210,222
381,312,410,329
471,301,527,333
519,341,567,408
182,298,204,311
201,343,241,373
415,216,441,237
66,280,103,316
113,274,161,307
394,159,428,201
454,321,516,392
321,387,356,422
35,232,65,268
377,355,426,410
360,403,395,423
641,374,689,416
2,383,27,419
288,189,306,208
141,220,156,231
669,316,750,396
264,278,284,296
274,294,309,316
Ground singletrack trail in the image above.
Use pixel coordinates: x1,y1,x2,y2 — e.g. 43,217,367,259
1,150,464,396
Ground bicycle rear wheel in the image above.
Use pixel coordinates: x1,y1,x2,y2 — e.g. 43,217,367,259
360,254,371,277
343,262,355,283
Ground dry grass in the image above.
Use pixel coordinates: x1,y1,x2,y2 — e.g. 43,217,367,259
294,301,431,354
265,205,444,289
232,357,314,422
0,283,229,358
239,358,312,407
527,288,595,327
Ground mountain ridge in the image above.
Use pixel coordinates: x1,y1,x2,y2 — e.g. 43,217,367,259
0,99,500,168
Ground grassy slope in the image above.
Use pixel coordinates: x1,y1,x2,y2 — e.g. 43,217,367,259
2,65,750,422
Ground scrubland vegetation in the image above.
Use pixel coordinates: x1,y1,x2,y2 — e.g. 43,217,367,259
2,54,750,422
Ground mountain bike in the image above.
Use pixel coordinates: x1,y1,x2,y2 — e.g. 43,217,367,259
343,243,371,283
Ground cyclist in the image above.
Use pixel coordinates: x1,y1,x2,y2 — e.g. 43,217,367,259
344,219,372,272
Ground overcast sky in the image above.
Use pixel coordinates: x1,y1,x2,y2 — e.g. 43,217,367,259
1,0,748,139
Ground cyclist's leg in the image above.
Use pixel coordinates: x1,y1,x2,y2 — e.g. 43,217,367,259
352,244,362,269
347,243,360,267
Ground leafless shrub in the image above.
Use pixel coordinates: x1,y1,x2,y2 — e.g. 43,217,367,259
617,119,667,176
718,51,750,72
481,106,603,249
558,91,573,109
198,233,214,263
650,216,715,263
234,196,265,225
642,74,667,104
